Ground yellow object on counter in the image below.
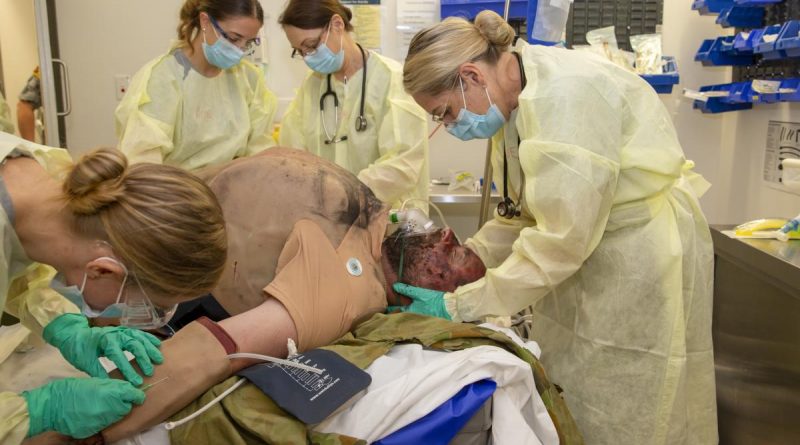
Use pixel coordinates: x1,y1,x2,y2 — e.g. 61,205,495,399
733,218,788,238
733,218,799,238
734,218,787,236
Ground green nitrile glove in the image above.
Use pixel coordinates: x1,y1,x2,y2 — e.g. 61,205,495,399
23,377,145,438
44,313,163,386
388,283,452,320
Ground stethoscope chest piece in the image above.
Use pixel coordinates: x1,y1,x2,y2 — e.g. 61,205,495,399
497,197,520,219
355,114,368,132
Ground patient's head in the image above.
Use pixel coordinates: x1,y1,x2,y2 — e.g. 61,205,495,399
381,228,486,306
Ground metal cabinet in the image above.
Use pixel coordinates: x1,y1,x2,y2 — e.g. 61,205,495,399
711,227,800,444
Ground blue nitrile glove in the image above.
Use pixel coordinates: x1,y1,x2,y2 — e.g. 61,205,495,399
43,313,163,386
22,377,145,439
388,283,452,320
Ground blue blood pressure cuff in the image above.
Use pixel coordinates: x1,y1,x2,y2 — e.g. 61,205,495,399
237,349,371,424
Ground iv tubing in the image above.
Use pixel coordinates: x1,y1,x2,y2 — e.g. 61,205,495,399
163,378,247,430
164,352,323,430
227,352,323,374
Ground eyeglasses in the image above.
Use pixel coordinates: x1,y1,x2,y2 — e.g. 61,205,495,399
431,76,463,128
431,101,457,129
290,27,328,59
209,16,261,55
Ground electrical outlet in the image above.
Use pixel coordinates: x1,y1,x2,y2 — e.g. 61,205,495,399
114,75,131,100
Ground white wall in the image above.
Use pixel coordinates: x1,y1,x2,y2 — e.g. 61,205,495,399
0,0,40,135
53,0,182,153
720,104,800,222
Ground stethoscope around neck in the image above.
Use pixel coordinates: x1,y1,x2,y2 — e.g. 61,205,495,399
496,51,527,220
321,43,368,145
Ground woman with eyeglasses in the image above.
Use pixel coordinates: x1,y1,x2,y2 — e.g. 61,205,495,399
115,0,277,170
278,0,430,211
0,131,226,442
393,11,717,444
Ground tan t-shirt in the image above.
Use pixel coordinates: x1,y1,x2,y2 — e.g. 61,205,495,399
265,219,386,350
203,147,389,350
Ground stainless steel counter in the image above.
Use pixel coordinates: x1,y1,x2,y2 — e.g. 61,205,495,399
429,184,501,205
711,226,800,444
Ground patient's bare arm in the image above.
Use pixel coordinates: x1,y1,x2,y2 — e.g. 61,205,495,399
100,300,292,443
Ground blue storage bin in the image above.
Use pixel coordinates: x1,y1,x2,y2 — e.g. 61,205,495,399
734,31,754,53
717,6,764,28
441,0,528,20
726,81,764,103
754,24,785,60
695,36,756,66
693,83,753,113
778,79,800,102
745,28,766,51
776,20,800,57
760,88,780,103
641,57,680,94
692,0,735,15
733,0,783,5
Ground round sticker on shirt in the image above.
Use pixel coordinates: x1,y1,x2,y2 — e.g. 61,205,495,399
346,258,363,277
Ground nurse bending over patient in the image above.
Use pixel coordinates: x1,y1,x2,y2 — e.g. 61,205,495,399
0,132,226,443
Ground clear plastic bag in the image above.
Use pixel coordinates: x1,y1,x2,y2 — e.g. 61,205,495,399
448,170,476,192
583,27,635,72
630,33,663,75
531,0,574,44
586,26,619,61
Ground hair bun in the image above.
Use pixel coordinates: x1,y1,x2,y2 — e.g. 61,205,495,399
474,10,515,49
64,148,129,216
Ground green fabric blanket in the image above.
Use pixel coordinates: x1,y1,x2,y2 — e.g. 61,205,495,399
169,313,584,445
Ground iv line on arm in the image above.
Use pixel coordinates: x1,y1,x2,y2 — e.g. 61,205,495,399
163,352,323,430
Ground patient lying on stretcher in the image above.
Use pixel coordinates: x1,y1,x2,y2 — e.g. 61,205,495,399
91,148,486,443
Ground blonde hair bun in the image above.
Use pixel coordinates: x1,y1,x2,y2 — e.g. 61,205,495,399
64,148,128,216
474,10,515,49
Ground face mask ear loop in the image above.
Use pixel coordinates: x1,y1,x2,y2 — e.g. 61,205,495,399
78,273,89,294
484,85,495,107
95,256,129,305
324,21,332,46
459,76,468,108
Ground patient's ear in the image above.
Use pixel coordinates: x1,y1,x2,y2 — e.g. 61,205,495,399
441,228,456,244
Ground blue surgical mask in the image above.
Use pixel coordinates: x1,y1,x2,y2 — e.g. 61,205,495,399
304,26,344,74
202,25,245,69
50,257,128,319
446,77,506,141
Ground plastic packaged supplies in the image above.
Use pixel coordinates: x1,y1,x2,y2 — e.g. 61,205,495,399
630,33,664,75
584,27,635,71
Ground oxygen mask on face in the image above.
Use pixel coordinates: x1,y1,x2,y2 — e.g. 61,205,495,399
389,208,436,235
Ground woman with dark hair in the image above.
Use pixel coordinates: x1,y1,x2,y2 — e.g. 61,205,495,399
278,0,430,212
115,0,277,170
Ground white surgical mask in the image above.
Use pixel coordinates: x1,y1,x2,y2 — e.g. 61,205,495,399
50,256,177,329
